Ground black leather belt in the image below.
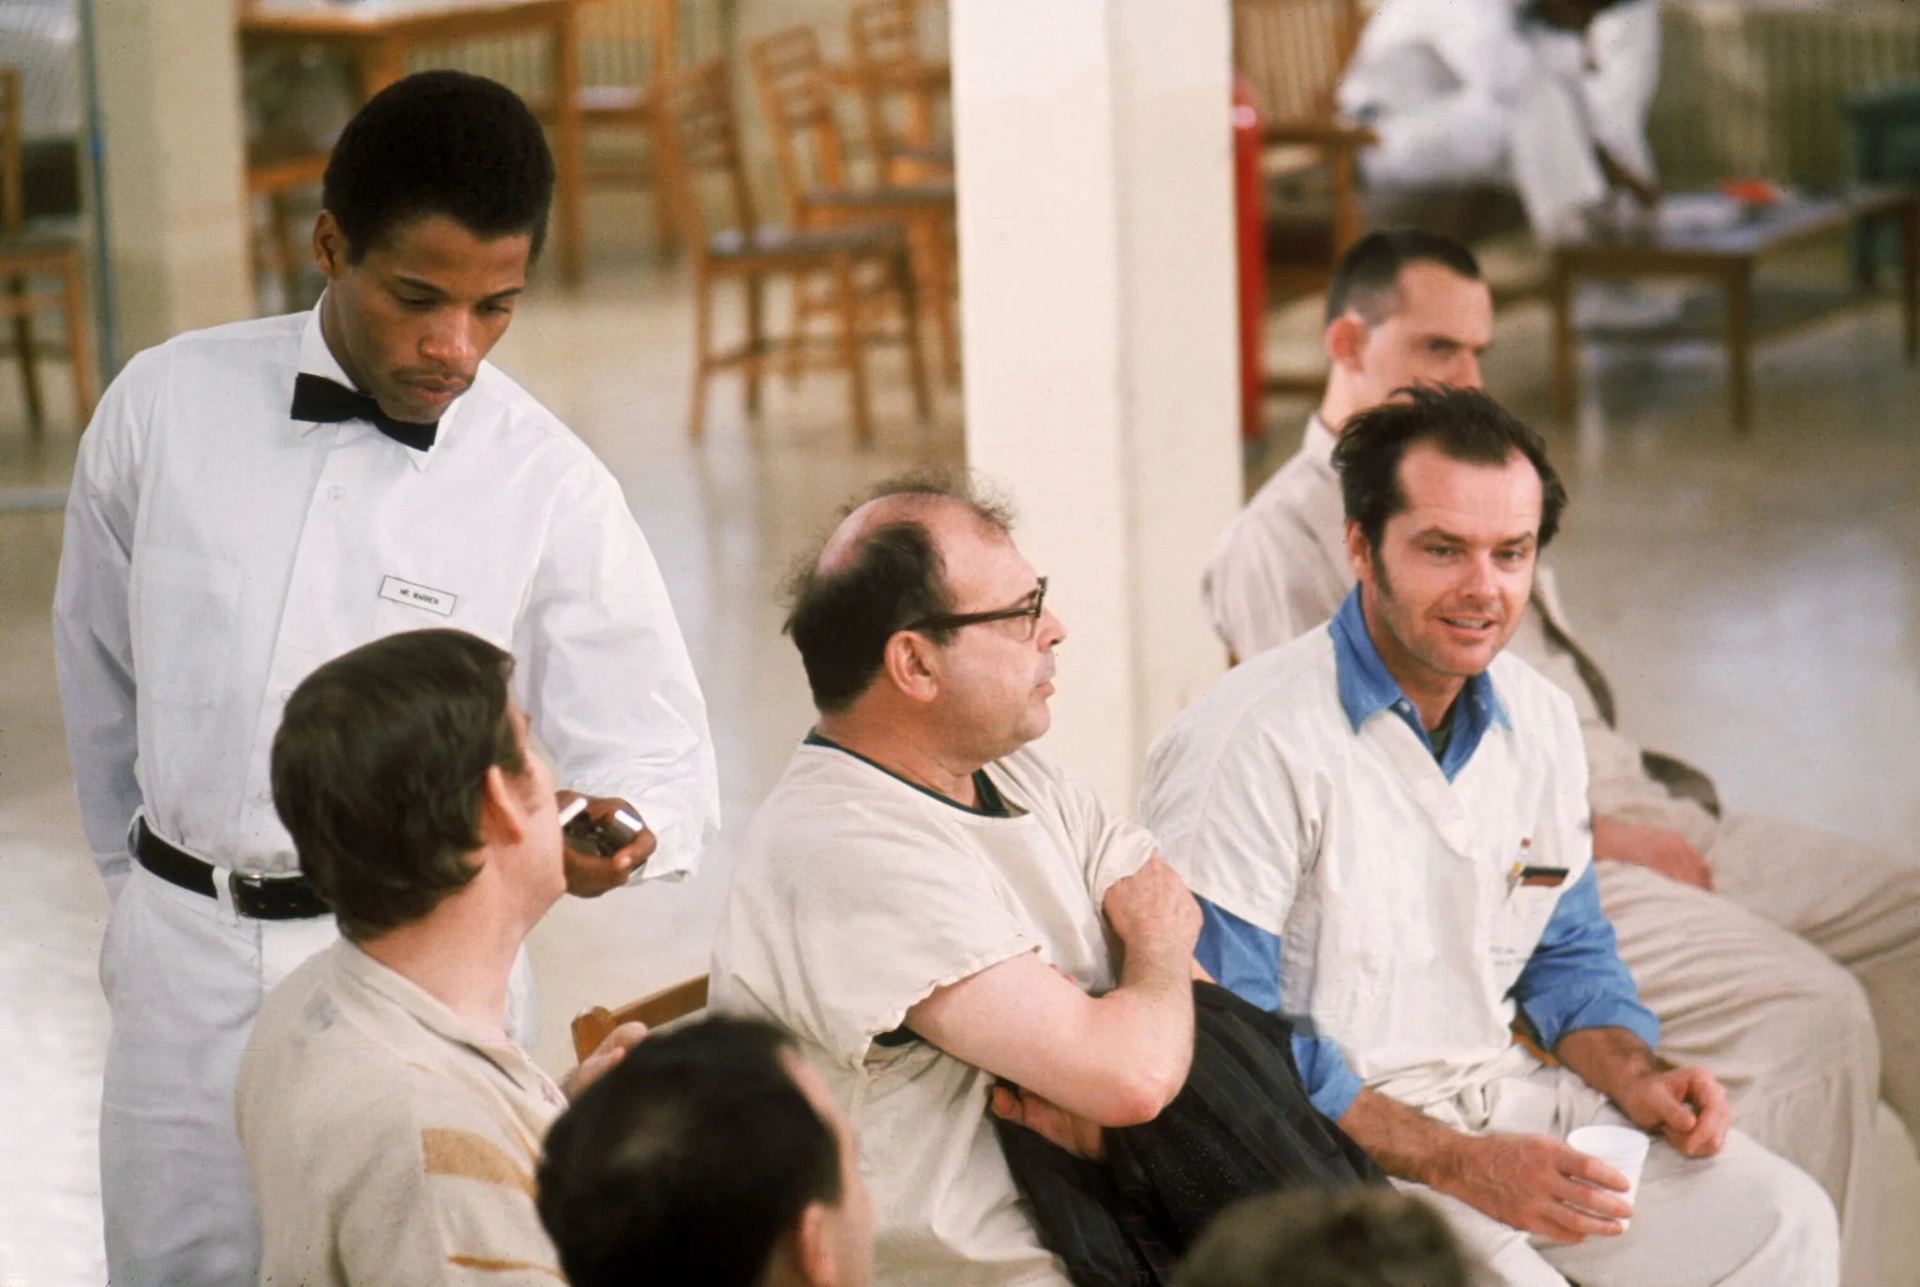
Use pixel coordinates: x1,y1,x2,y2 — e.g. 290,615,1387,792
135,820,332,920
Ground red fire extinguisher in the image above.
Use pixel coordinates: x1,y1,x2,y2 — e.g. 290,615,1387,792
1232,74,1266,443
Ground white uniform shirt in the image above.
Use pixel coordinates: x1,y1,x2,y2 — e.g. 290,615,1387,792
1140,628,1594,1117
1338,0,1660,182
713,740,1158,1287
54,304,720,884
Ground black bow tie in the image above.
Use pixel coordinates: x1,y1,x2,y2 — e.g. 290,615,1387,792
291,372,439,452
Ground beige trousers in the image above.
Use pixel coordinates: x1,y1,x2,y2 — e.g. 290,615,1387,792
1598,813,1920,1287
1403,1066,1838,1286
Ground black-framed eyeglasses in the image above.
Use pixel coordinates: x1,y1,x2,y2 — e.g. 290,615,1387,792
905,576,1048,636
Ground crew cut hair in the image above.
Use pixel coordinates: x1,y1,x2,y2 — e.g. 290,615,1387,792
270,628,525,941
1332,385,1567,554
783,467,1015,713
536,1017,843,1287
322,70,555,261
1324,229,1482,326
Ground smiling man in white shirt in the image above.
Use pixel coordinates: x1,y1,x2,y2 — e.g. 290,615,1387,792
53,70,718,1286
1204,230,1920,1285
1147,387,1838,1286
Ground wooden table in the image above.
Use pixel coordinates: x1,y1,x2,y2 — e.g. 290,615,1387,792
240,0,586,283
1549,186,1919,433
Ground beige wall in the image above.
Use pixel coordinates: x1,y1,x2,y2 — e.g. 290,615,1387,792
953,0,1241,809
94,0,252,362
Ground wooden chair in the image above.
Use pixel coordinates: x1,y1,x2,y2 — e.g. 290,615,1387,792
246,139,331,309
1232,0,1376,394
571,974,710,1061
571,0,680,251
847,0,953,184
0,67,92,433
654,58,929,442
746,26,958,384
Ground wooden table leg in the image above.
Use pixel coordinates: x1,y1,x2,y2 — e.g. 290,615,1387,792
1549,254,1575,421
1724,259,1753,434
908,210,956,385
1901,196,1918,364
62,251,95,421
550,3,585,285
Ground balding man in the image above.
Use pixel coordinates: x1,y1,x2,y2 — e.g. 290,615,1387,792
712,473,1207,1285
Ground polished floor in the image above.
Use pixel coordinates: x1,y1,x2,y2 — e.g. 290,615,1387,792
2,197,1918,1283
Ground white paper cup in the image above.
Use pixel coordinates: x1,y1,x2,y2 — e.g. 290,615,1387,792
1567,1124,1650,1231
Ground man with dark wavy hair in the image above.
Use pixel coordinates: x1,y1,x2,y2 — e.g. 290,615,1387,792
1146,387,1838,1286
238,628,646,1286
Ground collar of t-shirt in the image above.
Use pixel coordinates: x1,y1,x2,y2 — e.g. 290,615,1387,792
290,298,475,473
1328,586,1510,781
803,729,1012,818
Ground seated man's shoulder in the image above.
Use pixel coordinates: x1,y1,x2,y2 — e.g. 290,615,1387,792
241,948,433,1141
1187,629,1345,745
1213,445,1342,564
245,959,560,1282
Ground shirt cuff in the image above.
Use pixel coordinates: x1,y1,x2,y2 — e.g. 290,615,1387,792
1291,1032,1363,1120
1523,989,1661,1053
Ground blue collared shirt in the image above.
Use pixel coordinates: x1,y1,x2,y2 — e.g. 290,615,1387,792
1196,589,1659,1120
1329,587,1510,781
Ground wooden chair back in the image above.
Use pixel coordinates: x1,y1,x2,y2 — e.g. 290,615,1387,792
1,67,22,236
577,0,676,93
746,26,851,217
655,59,758,260
848,0,940,161
1232,0,1363,128
571,974,710,1062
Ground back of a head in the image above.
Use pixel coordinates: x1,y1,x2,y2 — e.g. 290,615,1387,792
1179,1188,1471,1287
783,467,1015,714
1332,385,1567,552
323,69,556,261
270,628,523,941
536,1016,842,1287
1324,230,1481,327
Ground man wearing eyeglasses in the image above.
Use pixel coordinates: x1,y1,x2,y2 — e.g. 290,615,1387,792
712,471,1205,1286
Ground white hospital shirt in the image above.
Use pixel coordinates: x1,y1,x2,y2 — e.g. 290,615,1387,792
53,303,719,884
1140,627,1605,1118
712,739,1158,1287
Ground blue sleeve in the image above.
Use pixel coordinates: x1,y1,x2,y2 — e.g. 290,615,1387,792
1509,864,1661,1052
1195,897,1363,1121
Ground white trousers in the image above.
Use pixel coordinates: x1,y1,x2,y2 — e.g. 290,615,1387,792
1403,1066,1839,1287
98,865,537,1286
1357,80,1608,239
1599,812,1920,1286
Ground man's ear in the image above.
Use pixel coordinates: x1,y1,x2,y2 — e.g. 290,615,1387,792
881,631,941,704
1325,313,1369,372
313,210,348,280
477,764,531,849
790,1202,839,1287
1343,517,1375,585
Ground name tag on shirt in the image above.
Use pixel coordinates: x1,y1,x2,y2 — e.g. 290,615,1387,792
379,575,457,617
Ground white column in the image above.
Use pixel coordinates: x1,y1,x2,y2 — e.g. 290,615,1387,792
92,0,252,362
953,0,1241,808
